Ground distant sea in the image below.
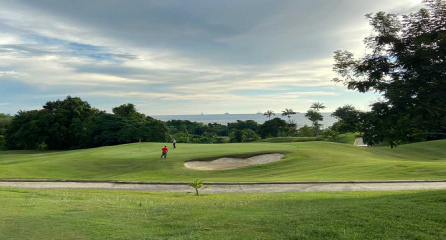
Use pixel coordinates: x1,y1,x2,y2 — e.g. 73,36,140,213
153,113,336,127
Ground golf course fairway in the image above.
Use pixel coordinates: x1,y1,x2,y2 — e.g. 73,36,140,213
1,139,445,182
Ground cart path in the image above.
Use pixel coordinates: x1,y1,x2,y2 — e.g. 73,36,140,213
354,138,368,147
1,180,446,193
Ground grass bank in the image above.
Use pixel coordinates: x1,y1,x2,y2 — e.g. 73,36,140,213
0,140,445,182
0,188,445,239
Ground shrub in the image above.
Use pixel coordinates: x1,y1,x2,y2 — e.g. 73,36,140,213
0,135,5,150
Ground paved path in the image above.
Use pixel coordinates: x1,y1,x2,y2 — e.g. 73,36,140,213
1,181,446,193
354,138,368,147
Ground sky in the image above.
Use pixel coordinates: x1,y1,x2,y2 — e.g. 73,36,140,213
0,0,424,115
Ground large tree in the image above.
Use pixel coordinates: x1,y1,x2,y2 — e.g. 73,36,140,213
259,118,288,138
331,105,361,133
333,0,446,147
228,120,259,132
0,113,13,136
0,113,12,150
112,103,145,120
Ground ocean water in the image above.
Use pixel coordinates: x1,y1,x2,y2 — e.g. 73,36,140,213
153,113,336,127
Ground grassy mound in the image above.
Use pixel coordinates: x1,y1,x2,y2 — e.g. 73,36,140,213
0,140,445,182
1,188,445,239
256,137,322,143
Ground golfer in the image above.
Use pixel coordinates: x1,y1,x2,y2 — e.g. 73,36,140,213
173,139,176,149
161,146,168,158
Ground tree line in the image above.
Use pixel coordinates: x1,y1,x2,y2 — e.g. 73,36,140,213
2,97,170,150
0,96,335,150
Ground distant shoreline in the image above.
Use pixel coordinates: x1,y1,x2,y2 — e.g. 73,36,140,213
151,112,335,117
152,113,335,126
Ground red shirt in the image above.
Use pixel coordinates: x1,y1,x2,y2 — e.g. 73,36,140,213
162,147,168,152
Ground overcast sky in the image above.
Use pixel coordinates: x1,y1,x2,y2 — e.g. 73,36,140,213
0,0,424,115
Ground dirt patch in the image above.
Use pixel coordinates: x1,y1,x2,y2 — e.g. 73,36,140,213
184,153,285,170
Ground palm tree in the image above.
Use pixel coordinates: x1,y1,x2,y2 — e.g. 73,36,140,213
282,108,296,123
311,102,326,112
263,110,275,120
305,110,323,136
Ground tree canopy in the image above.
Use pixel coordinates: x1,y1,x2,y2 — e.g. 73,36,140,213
331,105,361,133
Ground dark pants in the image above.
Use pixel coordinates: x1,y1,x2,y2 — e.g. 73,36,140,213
161,152,167,158
173,143,176,149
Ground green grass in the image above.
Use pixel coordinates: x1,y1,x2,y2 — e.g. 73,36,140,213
324,133,360,145
1,188,446,239
1,140,446,182
255,133,359,145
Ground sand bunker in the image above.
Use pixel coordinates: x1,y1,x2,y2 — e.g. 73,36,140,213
184,153,285,170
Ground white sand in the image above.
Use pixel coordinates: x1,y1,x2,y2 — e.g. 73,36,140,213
184,153,285,170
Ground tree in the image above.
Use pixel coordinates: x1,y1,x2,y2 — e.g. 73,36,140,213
5,110,48,150
41,96,99,149
228,120,259,132
144,117,170,142
331,105,361,133
91,113,127,146
305,110,323,136
281,108,296,123
259,118,288,138
0,113,13,136
230,130,246,143
0,113,12,150
333,0,446,147
263,110,275,120
311,102,326,112
112,103,145,120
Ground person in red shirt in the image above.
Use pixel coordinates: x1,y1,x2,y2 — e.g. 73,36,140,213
161,146,168,158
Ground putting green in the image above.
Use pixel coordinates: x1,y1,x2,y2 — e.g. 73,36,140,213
0,140,445,182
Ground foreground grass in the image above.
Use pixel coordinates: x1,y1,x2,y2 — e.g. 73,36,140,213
0,188,445,239
1,140,446,182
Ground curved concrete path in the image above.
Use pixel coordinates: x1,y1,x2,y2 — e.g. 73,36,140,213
1,180,446,193
354,138,368,147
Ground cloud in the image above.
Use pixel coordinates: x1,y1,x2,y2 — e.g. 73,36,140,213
0,0,425,115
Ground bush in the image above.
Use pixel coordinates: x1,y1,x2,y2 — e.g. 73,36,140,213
188,179,210,196
172,132,190,143
230,130,246,143
323,129,340,140
213,137,228,144
295,125,314,137
244,129,260,142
